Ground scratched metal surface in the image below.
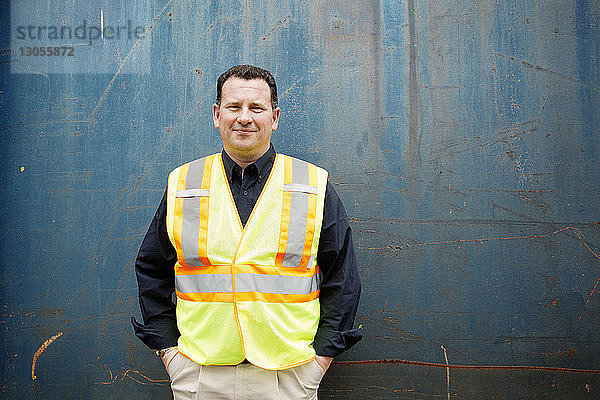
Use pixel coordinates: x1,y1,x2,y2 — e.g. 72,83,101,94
1,0,599,398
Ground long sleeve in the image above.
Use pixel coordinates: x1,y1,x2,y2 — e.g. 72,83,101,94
312,181,362,357
131,189,180,350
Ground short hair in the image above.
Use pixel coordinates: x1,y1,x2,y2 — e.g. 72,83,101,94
216,64,278,108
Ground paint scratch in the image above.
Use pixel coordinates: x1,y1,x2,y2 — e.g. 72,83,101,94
334,358,600,373
496,53,600,94
88,0,176,123
409,227,600,262
31,332,63,380
382,296,389,313
413,226,600,317
252,13,292,50
101,369,169,385
581,275,600,321
441,346,450,400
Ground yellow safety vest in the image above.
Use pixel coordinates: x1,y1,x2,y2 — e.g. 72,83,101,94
165,153,328,370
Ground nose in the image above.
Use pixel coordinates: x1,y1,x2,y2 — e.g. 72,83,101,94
237,107,252,124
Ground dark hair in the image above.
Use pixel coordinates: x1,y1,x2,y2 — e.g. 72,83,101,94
216,64,278,108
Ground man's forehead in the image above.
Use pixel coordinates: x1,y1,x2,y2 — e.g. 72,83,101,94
222,78,270,94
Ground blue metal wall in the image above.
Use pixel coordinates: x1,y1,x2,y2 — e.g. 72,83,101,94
2,0,599,398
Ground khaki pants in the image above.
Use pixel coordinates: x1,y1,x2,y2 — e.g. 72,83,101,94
166,354,325,400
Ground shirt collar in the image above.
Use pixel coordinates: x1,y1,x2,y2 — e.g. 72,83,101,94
221,144,276,182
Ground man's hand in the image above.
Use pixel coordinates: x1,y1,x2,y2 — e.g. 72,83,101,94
160,347,179,370
314,355,333,374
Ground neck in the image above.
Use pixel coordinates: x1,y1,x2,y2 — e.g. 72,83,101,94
224,147,269,171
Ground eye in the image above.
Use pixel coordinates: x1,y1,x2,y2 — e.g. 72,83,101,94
251,106,265,112
227,105,240,111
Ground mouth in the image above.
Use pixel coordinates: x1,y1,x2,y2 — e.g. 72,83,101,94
233,128,257,134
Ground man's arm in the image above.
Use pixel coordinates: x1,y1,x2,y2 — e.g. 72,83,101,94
131,189,180,350
313,181,362,366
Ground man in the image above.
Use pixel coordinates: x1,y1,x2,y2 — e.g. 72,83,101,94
132,65,361,399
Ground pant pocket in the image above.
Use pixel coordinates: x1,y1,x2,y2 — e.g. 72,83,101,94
169,354,201,400
166,353,185,379
295,359,324,392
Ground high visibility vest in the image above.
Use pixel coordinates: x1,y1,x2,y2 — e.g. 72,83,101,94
165,153,328,370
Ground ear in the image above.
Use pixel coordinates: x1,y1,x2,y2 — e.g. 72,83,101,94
212,103,221,129
271,107,281,131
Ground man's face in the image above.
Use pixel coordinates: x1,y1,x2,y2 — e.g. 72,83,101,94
213,77,280,164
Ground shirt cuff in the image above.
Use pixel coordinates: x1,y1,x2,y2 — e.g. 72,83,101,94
313,328,363,357
131,316,180,350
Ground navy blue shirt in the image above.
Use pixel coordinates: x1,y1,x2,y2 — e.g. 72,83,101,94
132,145,362,358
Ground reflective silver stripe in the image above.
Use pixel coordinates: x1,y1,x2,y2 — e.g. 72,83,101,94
176,274,233,293
283,183,317,194
181,157,208,266
235,273,320,295
175,272,320,295
176,189,209,197
185,157,206,188
281,157,313,268
283,191,309,267
292,157,308,185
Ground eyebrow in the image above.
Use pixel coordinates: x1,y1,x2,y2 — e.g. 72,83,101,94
249,102,267,108
223,100,268,108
